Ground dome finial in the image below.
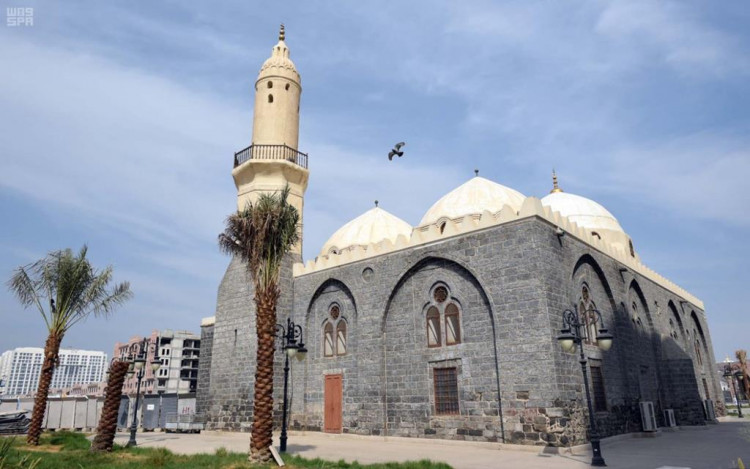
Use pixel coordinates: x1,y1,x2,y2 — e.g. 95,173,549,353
474,169,479,177
279,23,285,41
374,200,379,207
550,169,563,193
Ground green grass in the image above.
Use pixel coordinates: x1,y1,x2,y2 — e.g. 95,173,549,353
0,432,452,469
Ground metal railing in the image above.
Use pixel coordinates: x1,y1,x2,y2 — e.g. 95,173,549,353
234,144,308,169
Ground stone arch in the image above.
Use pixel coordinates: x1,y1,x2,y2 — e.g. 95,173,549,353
571,254,617,312
690,311,710,366
628,279,654,330
667,300,686,343
381,255,495,332
381,255,504,441
306,278,358,322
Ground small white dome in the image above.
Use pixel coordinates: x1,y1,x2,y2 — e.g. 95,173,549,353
541,192,624,233
419,176,526,226
257,26,300,83
321,206,412,255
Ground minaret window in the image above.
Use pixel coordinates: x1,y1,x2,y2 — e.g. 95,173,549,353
268,94,274,103
285,83,290,91
267,81,273,89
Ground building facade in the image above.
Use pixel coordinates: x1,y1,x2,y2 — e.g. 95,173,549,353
0,347,107,398
196,27,721,447
114,329,201,396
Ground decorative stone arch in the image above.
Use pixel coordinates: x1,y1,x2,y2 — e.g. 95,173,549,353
571,254,617,312
690,311,710,365
380,254,505,442
380,254,496,332
667,300,686,343
627,279,654,330
305,278,358,322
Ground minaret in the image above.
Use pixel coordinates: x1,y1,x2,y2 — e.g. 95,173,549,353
232,24,309,255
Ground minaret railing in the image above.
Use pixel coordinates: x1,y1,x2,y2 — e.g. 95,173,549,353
234,144,308,169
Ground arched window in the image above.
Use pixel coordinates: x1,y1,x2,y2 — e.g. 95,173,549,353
425,284,461,348
323,303,348,358
694,333,703,366
267,81,273,88
323,323,334,357
426,306,441,347
579,285,598,344
445,303,461,345
439,222,446,234
336,321,347,356
268,94,274,103
285,83,290,91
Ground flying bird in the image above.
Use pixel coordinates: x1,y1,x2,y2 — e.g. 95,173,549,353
388,142,406,161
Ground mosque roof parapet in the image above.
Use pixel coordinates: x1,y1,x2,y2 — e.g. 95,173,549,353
293,194,704,310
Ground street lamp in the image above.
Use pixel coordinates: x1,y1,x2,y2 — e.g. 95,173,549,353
724,358,744,419
275,317,307,453
126,337,160,447
557,306,613,467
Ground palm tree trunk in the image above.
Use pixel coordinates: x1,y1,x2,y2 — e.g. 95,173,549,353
249,285,280,463
91,360,130,452
27,333,62,445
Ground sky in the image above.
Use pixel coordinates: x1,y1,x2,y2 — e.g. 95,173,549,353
0,1,748,362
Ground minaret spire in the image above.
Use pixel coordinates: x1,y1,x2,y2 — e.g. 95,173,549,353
279,23,285,41
550,169,563,193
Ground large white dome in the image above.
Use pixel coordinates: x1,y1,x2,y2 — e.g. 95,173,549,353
541,191,624,233
321,206,412,256
419,176,526,226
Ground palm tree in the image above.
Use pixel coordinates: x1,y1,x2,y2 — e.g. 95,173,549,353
7,246,132,445
218,186,299,463
90,360,130,452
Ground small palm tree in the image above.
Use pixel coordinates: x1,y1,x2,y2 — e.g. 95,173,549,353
8,246,132,445
218,186,299,463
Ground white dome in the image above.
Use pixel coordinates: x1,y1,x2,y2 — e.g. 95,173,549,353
321,206,412,255
541,191,624,233
419,176,526,226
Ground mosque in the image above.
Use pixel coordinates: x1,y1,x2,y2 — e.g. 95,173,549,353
195,27,720,447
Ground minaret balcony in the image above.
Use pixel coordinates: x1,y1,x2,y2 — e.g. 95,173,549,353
234,144,308,169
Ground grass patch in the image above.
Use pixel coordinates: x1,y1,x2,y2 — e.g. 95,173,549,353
0,432,453,469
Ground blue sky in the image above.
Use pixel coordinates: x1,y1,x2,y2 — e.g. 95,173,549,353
0,1,748,361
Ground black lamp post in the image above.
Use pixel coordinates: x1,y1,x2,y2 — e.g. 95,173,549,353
724,358,744,419
275,318,307,453
125,338,161,447
557,307,613,467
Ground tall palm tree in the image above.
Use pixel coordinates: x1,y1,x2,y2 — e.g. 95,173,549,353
218,186,299,463
7,246,132,445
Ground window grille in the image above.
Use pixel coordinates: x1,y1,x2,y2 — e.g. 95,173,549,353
434,367,459,415
590,365,607,412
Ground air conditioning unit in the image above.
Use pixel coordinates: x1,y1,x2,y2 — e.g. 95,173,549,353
639,401,657,432
704,399,716,421
663,409,677,427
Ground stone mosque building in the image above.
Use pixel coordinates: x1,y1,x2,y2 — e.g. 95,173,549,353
196,27,721,447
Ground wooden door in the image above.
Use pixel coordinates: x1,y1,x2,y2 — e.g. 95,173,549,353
324,374,342,433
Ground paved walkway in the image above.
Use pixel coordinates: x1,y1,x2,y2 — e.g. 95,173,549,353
114,417,750,469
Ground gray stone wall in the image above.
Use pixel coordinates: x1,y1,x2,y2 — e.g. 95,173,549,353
202,215,719,446
196,323,214,416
